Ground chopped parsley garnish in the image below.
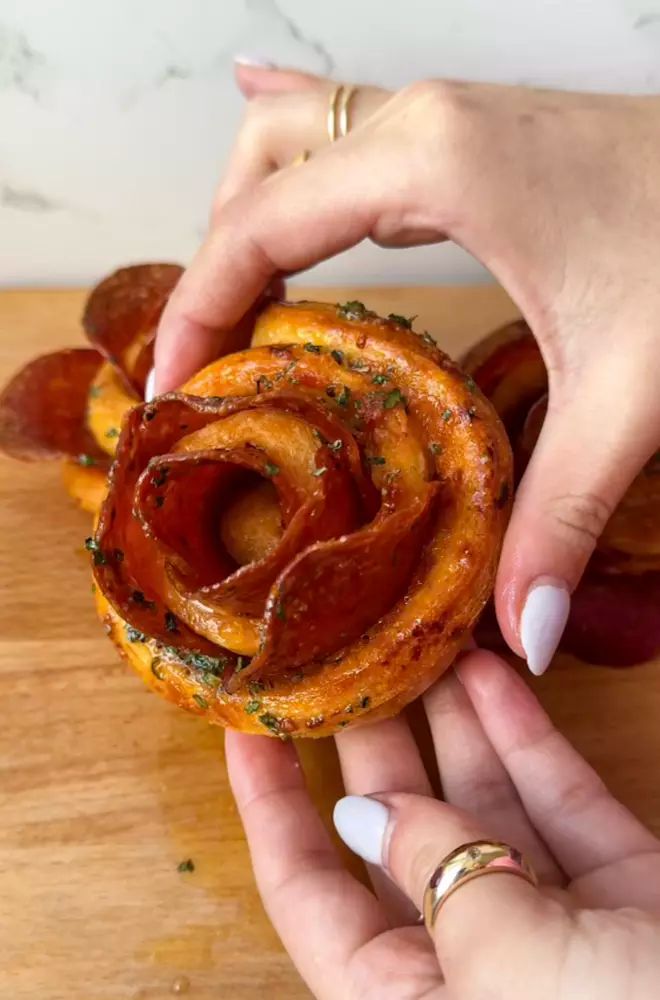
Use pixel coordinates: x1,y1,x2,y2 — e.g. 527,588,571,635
349,358,370,373
383,388,406,410
465,376,477,392
313,466,328,477
105,427,119,439
125,625,147,643
177,858,195,873
367,456,386,466
165,611,179,633
276,600,286,621
304,342,321,354
337,300,373,321
442,408,452,423
360,695,371,709
372,373,389,385
256,374,273,393
421,331,436,347
78,453,97,467
89,385,102,399
336,386,351,408
244,700,262,714
430,442,443,456
388,313,414,328
84,537,106,565
161,648,227,674
264,462,280,477
192,694,209,710
258,712,281,734
330,349,344,365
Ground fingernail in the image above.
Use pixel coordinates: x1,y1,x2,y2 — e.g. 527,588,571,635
333,795,390,866
144,367,156,402
234,53,277,69
520,579,570,676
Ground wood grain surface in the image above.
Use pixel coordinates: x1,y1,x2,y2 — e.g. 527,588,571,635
1,285,659,1000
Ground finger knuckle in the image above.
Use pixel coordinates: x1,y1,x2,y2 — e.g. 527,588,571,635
545,491,614,548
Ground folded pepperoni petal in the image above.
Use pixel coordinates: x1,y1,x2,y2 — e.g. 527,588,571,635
563,572,660,666
92,396,234,652
236,482,442,684
83,263,183,397
0,348,106,462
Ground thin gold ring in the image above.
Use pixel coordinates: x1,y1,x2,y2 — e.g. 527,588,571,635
422,840,538,930
327,84,357,142
291,149,311,167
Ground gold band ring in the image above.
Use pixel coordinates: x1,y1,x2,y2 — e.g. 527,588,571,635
327,84,357,142
422,840,538,930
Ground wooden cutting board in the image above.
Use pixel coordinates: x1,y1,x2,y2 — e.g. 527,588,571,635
1,285,659,1000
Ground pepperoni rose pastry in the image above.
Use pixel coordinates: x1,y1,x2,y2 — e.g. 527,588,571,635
89,298,512,737
463,320,660,667
0,263,183,512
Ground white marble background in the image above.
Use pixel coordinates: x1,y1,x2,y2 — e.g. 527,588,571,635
1,0,659,287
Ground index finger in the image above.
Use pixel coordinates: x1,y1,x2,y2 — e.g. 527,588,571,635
154,143,382,392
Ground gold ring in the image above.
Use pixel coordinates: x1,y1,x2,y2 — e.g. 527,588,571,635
422,840,538,930
291,149,311,167
327,85,357,142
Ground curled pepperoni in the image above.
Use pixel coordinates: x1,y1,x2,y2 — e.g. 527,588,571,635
464,320,660,666
92,299,512,736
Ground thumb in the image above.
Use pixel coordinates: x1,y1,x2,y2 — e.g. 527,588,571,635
333,792,562,998
234,59,325,99
495,368,660,675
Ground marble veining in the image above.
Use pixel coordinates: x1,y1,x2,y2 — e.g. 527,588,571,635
1,0,659,286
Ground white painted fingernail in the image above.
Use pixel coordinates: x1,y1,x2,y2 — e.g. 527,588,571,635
234,53,277,69
520,580,570,676
144,367,156,402
333,795,389,865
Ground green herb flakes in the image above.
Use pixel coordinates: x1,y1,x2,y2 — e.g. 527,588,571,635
245,700,262,714
367,456,386,466
84,537,106,566
337,386,351,408
177,858,195,873
165,611,179,633
465,376,477,392
337,300,372,321
304,342,321,354
360,695,371,710
105,427,119,439
383,388,406,410
193,694,209,710
442,409,452,423
256,374,273,392
78,453,97,467
258,712,281,734
264,462,280,478
125,625,146,643
421,331,436,347
89,385,102,399
430,442,442,456
276,600,286,621
388,313,413,328
372,373,389,385
330,350,344,365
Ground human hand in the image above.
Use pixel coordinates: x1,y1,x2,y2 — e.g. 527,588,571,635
154,72,660,673
227,650,660,999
